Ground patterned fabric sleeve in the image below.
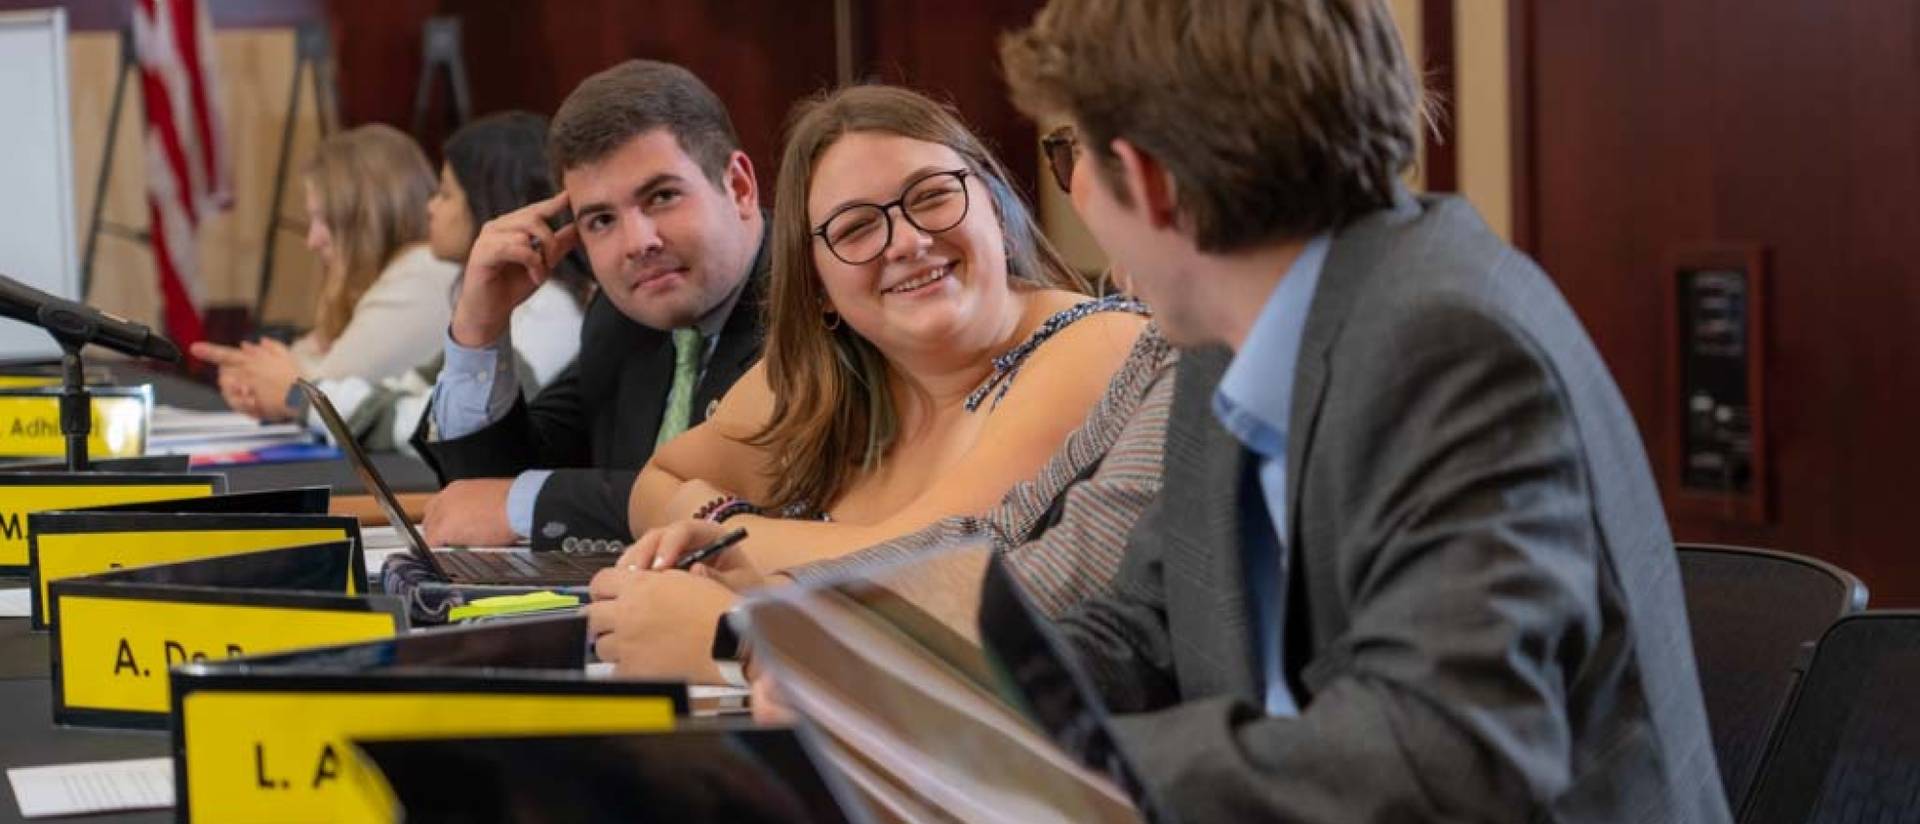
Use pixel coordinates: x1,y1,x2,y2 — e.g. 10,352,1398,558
967,294,1151,412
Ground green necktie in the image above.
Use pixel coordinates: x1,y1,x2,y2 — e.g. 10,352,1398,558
655,327,704,447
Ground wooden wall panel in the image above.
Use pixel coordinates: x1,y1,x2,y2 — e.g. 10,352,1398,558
324,1,1045,202
855,0,1045,197
1515,0,1920,604
325,0,439,131
464,0,838,187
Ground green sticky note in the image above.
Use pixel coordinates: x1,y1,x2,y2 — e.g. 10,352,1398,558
448,591,581,622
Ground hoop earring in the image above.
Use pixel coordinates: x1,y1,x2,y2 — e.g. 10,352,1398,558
822,310,842,331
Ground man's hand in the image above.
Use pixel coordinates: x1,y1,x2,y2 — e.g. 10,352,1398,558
585,570,736,683
421,478,519,546
450,191,580,348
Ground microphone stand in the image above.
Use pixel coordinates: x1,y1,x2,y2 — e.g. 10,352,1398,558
56,335,90,471
2,272,181,470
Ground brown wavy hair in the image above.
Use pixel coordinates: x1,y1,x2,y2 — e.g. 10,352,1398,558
304,124,435,343
752,85,1087,513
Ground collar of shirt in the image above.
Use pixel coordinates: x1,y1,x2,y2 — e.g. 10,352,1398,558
1211,234,1332,460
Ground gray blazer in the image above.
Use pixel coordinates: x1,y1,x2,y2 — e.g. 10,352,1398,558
1054,193,1731,823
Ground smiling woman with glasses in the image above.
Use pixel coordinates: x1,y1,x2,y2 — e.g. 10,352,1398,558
813,168,973,265
586,85,1156,683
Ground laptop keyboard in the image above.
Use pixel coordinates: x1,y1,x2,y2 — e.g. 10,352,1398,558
437,549,617,585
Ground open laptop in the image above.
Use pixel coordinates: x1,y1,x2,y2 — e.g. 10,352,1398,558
298,379,620,586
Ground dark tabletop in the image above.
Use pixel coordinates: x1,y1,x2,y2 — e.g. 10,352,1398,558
0,364,444,822
0,630,172,824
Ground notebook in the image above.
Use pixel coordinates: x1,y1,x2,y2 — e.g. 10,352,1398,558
736,543,1145,823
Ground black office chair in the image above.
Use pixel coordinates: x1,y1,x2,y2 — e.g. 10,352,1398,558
1742,612,1920,824
1676,543,1868,814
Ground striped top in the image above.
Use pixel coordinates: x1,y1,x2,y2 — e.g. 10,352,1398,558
787,323,1178,618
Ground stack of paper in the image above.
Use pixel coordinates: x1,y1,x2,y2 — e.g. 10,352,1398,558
148,405,312,456
740,544,1141,823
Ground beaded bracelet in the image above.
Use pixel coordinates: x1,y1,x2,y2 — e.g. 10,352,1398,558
691,494,760,524
710,498,761,523
689,495,733,522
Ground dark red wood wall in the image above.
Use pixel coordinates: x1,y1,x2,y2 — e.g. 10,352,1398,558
326,0,1046,201
1511,0,1920,603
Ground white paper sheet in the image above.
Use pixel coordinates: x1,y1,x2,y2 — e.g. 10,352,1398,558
7,757,172,818
0,587,28,619
362,526,415,578
357,525,409,550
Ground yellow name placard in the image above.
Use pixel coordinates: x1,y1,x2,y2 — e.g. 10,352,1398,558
0,393,149,458
0,366,111,389
54,597,400,718
0,480,217,568
34,527,355,625
179,689,678,823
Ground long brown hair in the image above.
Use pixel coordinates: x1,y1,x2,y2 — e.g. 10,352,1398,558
753,85,1086,513
304,125,435,342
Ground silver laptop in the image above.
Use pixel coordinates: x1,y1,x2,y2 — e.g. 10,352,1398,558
297,379,620,586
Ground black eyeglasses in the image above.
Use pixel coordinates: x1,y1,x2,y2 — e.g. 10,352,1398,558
1041,125,1079,193
811,169,973,266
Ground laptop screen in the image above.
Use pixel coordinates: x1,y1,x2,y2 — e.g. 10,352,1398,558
295,379,447,578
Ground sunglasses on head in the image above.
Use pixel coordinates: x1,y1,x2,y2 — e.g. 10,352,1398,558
1041,125,1079,194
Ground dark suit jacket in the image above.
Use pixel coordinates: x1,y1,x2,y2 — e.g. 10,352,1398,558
1053,193,1731,823
418,241,767,550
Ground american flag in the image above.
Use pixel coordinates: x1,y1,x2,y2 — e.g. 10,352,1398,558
132,0,231,351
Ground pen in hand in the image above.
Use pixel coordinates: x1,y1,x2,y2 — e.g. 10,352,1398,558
673,528,748,571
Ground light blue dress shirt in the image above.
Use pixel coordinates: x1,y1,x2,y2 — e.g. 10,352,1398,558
1210,234,1330,716
432,331,552,537
430,283,742,539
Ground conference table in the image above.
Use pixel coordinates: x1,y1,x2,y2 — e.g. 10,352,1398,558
0,364,443,822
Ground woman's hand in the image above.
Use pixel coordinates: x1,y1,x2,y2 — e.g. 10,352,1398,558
584,569,736,683
746,653,795,725
589,518,764,600
191,338,304,422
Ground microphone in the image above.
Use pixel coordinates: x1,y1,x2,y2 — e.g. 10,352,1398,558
0,274,181,362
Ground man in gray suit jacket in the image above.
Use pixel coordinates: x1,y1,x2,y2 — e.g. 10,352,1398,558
1001,1,1730,821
